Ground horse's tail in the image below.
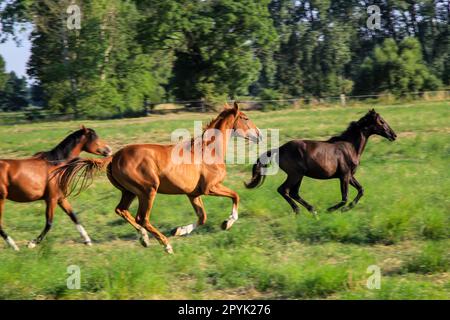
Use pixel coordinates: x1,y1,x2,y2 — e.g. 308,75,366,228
52,156,113,197
245,150,273,189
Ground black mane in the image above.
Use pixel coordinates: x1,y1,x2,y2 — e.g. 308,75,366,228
35,129,96,162
327,111,375,143
327,121,362,143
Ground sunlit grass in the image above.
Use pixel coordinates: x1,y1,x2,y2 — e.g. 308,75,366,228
0,101,448,299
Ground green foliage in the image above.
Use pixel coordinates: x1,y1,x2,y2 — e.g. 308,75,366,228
0,1,448,115
0,71,29,111
403,242,449,274
356,38,442,95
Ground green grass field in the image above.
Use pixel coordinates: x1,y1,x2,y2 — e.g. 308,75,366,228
0,101,448,300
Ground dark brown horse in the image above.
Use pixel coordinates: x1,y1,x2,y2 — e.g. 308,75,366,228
0,126,112,250
246,109,396,215
55,103,261,254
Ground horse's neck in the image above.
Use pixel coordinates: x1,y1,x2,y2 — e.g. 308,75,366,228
49,143,83,165
203,115,234,163
348,130,369,160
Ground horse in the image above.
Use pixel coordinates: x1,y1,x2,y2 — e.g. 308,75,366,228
55,102,261,254
0,126,112,251
245,109,397,215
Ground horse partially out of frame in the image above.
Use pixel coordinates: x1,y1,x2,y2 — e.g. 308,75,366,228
0,126,112,250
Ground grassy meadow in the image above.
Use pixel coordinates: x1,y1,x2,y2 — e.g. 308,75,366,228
0,101,448,299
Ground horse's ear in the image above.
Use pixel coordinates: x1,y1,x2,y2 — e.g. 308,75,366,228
233,101,239,111
80,124,88,133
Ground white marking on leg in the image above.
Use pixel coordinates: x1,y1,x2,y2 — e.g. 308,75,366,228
137,227,151,247
165,244,174,254
76,224,92,245
229,206,238,221
27,240,37,249
6,236,19,251
176,223,198,236
223,206,238,230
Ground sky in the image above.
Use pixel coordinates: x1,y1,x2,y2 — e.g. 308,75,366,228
0,27,32,80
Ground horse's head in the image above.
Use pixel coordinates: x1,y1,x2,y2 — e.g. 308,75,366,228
229,102,262,143
79,125,113,156
362,109,397,141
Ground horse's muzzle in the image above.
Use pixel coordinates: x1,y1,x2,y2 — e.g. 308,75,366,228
100,146,113,156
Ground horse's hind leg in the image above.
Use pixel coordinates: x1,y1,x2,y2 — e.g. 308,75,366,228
136,189,173,254
289,176,317,217
0,196,19,251
58,198,92,245
28,198,56,248
172,196,207,236
327,176,349,212
342,176,364,212
277,175,301,214
115,191,151,247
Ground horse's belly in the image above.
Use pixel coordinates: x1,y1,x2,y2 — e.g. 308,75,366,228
305,160,338,179
157,172,200,195
7,182,45,202
7,174,47,202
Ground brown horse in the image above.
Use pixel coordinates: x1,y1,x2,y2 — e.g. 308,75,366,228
245,109,396,215
0,126,112,251
56,103,261,254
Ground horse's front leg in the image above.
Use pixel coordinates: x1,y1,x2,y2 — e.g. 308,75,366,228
207,184,239,230
172,196,207,236
58,198,92,245
342,176,364,212
28,198,57,248
327,176,349,212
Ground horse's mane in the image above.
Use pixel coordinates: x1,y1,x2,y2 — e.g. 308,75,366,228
34,129,95,162
187,107,235,148
327,111,375,143
327,121,361,143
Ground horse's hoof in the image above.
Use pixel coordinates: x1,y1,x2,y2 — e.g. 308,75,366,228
311,211,320,220
27,241,36,249
221,220,233,231
165,244,174,254
84,241,93,246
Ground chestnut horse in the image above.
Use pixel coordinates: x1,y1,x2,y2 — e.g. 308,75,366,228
56,103,261,254
0,126,112,251
246,109,396,215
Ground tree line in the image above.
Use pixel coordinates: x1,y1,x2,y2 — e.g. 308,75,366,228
0,0,448,117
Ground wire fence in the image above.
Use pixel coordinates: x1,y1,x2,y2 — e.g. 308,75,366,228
0,90,449,125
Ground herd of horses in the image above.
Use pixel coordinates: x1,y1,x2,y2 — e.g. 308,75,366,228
0,102,396,253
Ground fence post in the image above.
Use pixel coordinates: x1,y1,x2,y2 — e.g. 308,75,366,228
143,98,151,116
340,94,346,106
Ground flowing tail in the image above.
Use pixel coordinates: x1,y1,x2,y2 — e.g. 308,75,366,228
245,150,273,189
52,156,113,197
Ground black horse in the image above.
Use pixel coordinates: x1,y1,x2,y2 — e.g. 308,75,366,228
245,109,397,215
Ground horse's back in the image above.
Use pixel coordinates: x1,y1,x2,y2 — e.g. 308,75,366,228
278,139,343,179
